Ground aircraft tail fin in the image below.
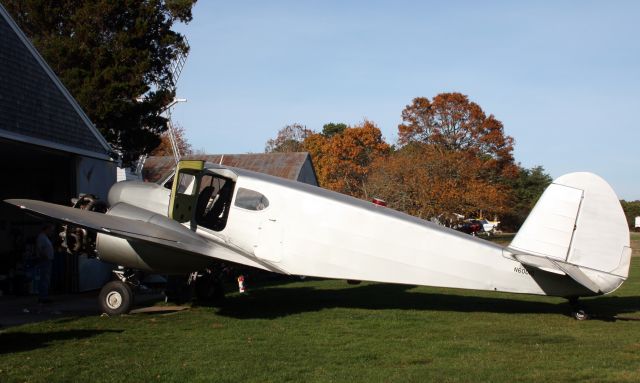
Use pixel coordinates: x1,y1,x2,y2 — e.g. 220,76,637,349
507,172,631,294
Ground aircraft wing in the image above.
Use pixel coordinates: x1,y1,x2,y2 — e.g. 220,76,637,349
4,198,212,257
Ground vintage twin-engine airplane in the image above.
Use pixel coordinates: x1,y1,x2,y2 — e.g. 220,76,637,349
5,160,632,319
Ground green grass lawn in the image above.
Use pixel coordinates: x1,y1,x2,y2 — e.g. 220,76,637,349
631,232,639,257
1,248,639,382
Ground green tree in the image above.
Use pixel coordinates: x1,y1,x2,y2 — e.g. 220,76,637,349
321,122,347,137
620,200,640,230
501,166,553,230
2,0,197,164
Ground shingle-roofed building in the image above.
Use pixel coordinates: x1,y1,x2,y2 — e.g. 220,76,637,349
0,4,116,294
143,153,318,186
0,5,112,160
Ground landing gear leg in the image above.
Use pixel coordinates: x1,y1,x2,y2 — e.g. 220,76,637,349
568,297,589,321
194,268,225,305
98,268,138,315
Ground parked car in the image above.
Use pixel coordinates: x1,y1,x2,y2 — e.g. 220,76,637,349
457,219,483,235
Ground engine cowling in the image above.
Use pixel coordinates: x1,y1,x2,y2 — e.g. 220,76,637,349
95,202,213,273
61,190,212,273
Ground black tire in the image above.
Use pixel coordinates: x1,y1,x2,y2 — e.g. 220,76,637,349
572,309,589,321
99,281,133,315
165,275,191,304
195,274,225,304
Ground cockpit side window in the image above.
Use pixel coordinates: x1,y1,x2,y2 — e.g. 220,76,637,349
177,173,196,194
234,188,269,211
163,173,195,194
195,174,234,231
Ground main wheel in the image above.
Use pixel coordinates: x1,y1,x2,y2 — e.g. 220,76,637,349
195,273,225,304
99,281,133,315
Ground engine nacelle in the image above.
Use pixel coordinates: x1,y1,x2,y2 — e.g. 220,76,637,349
61,194,107,256
95,202,213,273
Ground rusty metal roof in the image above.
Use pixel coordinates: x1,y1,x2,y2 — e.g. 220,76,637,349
143,152,317,184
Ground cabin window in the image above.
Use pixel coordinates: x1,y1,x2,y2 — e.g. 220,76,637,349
176,173,196,195
234,188,269,211
195,174,234,231
163,173,196,194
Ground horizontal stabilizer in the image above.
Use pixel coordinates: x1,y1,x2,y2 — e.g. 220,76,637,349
512,253,601,293
510,253,566,275
553,261,602,294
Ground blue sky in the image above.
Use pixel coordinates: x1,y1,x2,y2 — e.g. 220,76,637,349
172,1,639,200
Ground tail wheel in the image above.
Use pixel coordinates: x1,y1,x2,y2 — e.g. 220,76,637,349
99,281,133,315
572,310,589,321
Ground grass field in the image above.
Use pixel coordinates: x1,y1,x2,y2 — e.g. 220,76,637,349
631,232,639,257
1,235,639,382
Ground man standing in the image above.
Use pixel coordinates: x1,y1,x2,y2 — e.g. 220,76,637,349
36,223,55,303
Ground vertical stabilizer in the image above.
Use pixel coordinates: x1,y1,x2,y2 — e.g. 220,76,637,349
508,172,631,294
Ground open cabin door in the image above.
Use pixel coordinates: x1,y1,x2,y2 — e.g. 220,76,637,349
168,160,204,228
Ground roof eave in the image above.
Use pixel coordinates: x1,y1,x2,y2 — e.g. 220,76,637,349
0,130,114,161
0,4,115,159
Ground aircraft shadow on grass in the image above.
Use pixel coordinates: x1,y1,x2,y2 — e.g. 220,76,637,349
0,329,123,354
213,282,640,321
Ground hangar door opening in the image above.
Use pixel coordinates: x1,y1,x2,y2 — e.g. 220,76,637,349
0,139,76,295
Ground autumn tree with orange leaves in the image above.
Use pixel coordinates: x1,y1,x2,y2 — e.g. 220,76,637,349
363,93,519,220
305,120,391,198
366,144,510,220
150,123,192,157
263,92,537,226
398,93,518,180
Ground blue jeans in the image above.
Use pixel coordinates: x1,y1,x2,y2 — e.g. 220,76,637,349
38,260,52,299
